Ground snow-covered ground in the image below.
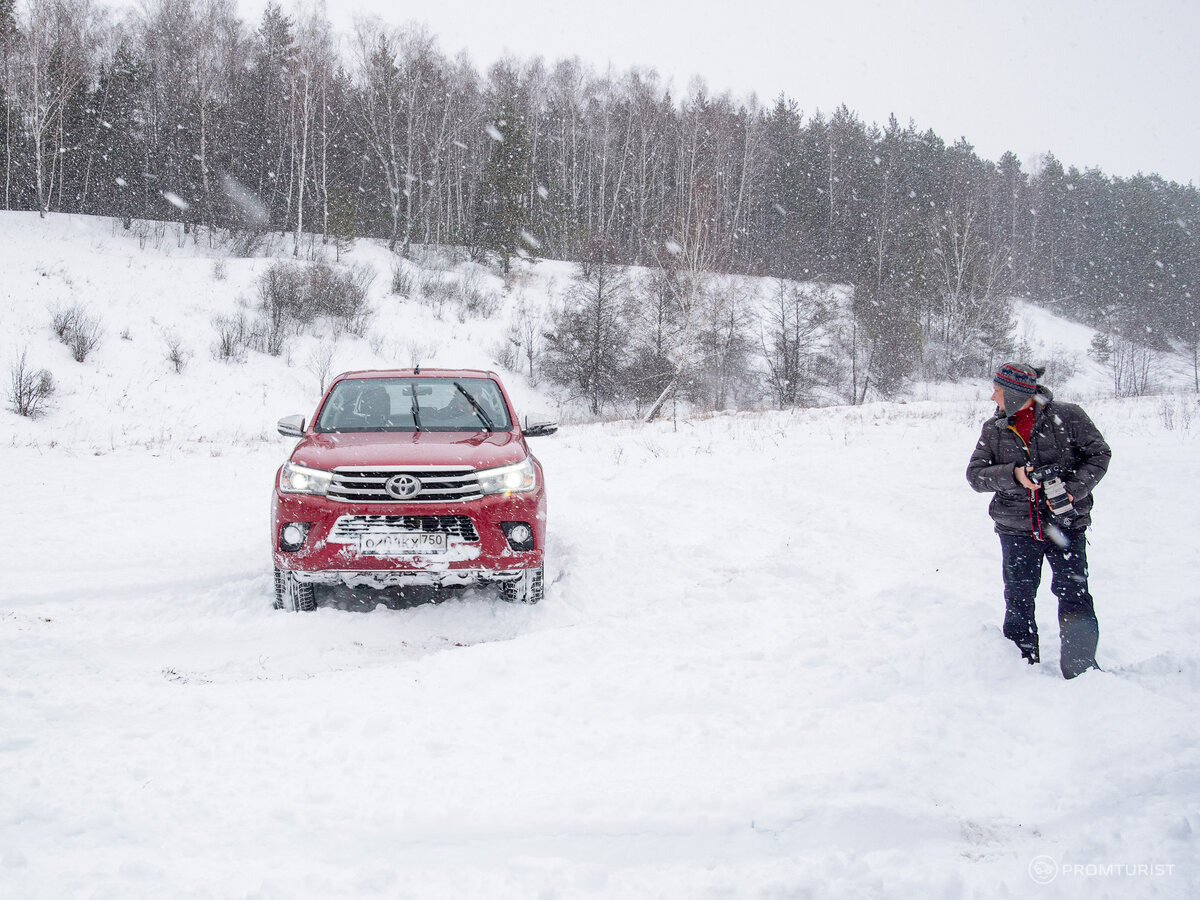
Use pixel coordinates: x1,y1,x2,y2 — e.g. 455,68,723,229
2,213,1199,898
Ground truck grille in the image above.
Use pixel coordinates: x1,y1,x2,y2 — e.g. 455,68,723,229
328,466,481,503
328,514,480,543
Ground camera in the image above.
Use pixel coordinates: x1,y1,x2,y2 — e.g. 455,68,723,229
1028,464,1074,519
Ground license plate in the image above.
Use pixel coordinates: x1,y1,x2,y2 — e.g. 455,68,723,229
359,532,449,556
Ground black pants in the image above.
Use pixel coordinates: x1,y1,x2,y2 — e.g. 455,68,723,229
999,530,1099,678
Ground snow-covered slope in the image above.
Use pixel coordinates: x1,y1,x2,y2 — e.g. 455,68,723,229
2,213,1199,898
0,211,569,451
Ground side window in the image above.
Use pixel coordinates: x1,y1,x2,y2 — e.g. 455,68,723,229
316,390,348,431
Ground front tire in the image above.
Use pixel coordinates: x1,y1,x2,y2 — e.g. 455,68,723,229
274,567,317,612
499,564,544,604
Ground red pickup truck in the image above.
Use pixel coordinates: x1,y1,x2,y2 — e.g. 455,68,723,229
272,368,555,610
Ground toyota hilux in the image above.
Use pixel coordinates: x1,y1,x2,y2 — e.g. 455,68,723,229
272,368,555,610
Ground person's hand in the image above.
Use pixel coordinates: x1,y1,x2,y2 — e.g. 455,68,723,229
1015,465,1038,491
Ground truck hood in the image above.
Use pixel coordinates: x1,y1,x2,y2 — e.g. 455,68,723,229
291,430,529,471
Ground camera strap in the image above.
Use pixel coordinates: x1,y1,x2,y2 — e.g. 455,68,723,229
1028,493,1045,542
1006,422,1045,542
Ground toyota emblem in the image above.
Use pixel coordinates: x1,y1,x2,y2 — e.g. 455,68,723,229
385,474,422,499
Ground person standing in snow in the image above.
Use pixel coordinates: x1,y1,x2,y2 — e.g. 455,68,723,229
966,362,1112,679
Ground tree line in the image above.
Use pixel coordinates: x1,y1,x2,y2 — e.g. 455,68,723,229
2,0,1198,399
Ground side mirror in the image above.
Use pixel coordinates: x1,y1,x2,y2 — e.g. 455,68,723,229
277,415,305,437
522,420,558,438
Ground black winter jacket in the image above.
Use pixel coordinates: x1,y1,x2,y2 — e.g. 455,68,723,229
966,387,1111,535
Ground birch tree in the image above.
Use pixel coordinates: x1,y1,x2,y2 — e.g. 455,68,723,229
289,6,334,254
1,0,17,208
15,0,98,215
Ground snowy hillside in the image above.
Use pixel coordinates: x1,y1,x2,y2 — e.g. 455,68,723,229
2,213,1199,898
0,212,577,452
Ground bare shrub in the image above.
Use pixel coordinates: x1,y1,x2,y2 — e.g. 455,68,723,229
254,261,375,355
213,313,251,362
224,227,270,258
9,350,55,417
494,334,519,371
1109,334,1159,397
418,269,497,322
52,305,103,362
165,334,190,373
1041,344,1079,383
256,262,307,356
391,264,413,296
306,262,375,336
306,344,336,393
414,272,450,319
51,306,81,340
410,244,455,271
417,270,440,297
499,293,543,382
405,340,439,369
67,322,102,362
456,269,500,321
1158,396,1194,433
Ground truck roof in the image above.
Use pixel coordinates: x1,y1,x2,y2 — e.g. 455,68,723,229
331,368,499,381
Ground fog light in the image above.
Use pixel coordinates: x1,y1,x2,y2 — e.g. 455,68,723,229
501,521,535,551
279,522,309,552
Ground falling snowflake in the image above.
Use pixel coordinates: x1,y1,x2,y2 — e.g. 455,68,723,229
161,191,190,210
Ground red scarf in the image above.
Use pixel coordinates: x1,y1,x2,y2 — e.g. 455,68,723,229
1008,404,1041,538
1011,404,1035,444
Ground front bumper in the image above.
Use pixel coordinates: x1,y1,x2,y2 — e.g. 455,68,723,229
272,488,545,588
289,567,533,588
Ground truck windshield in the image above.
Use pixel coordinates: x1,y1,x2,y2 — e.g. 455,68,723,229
313,377,513,433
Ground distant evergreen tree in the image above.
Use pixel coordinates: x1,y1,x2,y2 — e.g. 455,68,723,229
759,95,809,279
475,97,534,273
850,276,923,398
790,111,835,277
1027,154,1071,304
238,3,295,230
542,258,632,413
90,44,148,225
327,180,356,260
994,151,1032,293
824,105,874,278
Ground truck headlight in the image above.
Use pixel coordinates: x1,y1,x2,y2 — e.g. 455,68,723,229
279,462,333,495
477,457,536,495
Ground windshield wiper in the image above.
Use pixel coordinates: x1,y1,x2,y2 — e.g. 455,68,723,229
454,381,494,431
410,387,424,430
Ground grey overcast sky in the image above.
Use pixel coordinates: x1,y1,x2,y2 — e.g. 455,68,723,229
251,0,1200,186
